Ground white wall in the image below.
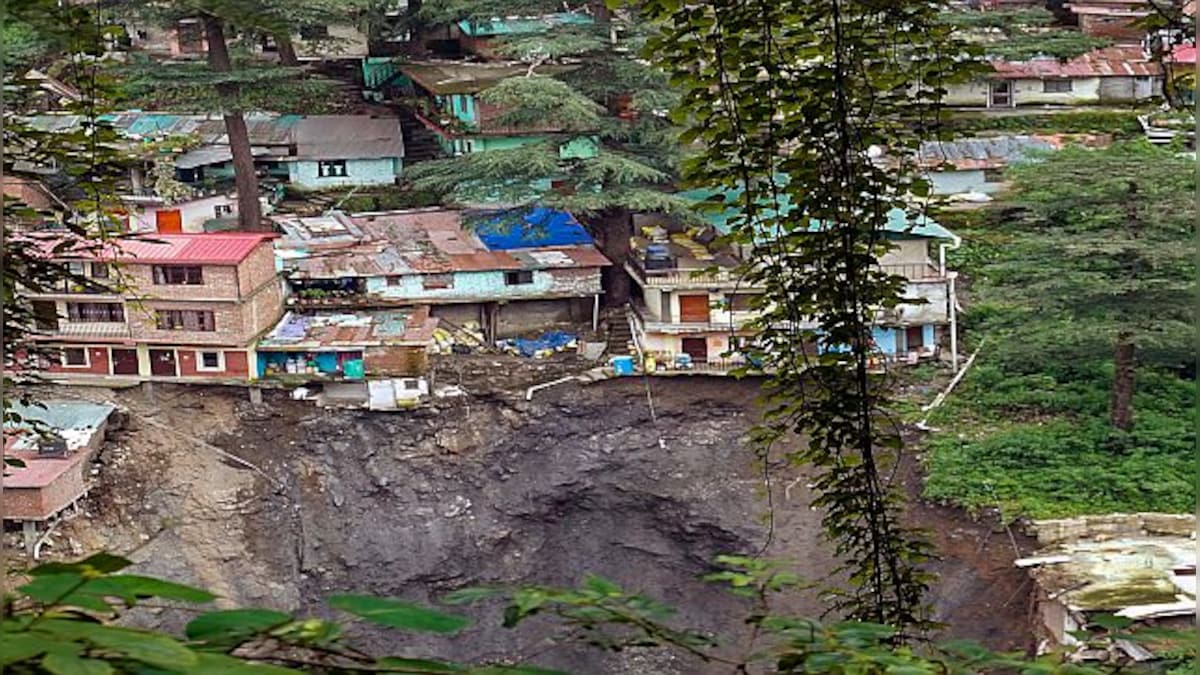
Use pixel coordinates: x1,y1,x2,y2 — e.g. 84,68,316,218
127,193,241,233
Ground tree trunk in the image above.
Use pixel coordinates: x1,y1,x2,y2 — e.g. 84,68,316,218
204,15,265,232
1110,332,1135,431
587,207,632,307
276,34,300,66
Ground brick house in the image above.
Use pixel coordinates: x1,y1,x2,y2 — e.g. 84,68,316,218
27,233,283,381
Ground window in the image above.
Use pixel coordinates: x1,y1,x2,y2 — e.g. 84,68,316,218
197,350,224,371
504,270,534,286
317,160,348,178
402,379,420,391
33,301,59,331
61,347,89,367
728,293,757,312
90,263,110,279
300,24,330,40
386,276,402,287
983,168,1006,182
156,309,216,331
67,302,124,323
1043,79,1072,93
422,274,453,290
153,265,204,285
214,203,234,218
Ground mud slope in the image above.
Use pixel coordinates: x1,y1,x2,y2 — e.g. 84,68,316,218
53,373,1032,674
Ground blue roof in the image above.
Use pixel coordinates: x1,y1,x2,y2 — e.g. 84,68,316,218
680,186,957,241
474,208,595,250
5,400,115,433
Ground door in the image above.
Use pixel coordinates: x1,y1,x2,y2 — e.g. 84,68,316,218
111,348,139,375
32,300,59,331
156,209,183,233
988,80,1012,108
905,326,925,352
149,349,177,376
678,294,711,323
681,337,708,363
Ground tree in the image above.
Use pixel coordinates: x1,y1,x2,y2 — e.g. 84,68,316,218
112,0,371,231
939,8,1113,61
405,2,689,306
638,0,972,633
977,142,1193,434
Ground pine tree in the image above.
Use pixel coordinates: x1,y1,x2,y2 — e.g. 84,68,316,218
981,141,1193,433
405,1,688,305
111,0,372,231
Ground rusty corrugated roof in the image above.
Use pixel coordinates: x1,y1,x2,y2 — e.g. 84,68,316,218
991,46,1162,79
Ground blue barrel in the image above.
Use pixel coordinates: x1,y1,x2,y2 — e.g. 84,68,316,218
611,355,635,376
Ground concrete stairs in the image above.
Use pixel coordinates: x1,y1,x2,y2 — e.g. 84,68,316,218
398,106,444,163
606,307,634,357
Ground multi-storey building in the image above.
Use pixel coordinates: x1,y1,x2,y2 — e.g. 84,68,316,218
29,233,283,381
626,206,962,372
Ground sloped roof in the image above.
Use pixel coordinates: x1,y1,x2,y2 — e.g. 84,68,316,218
291,116,405,161
398,61,578,95
275,208,610,279
259,307,439,350
917,135,1060,170
457,12,595,37
39,232,276,265
991,46,1162,79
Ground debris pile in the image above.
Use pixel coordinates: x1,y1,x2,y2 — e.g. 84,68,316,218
498,331,578,358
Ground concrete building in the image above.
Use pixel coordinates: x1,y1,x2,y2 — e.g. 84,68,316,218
626,197,962,372
26,232,283,382
945,46,1163,108
273,208,610,341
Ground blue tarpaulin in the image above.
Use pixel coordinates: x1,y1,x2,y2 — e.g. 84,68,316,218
502,331,577,357
475,208,595,250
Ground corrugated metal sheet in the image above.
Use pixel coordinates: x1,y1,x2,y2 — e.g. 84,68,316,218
45,233,275,265
991,46,1162,79
398,61,577,95
259,306,437,349
918,135,1059,170
291,116,405,160
6,400,114,433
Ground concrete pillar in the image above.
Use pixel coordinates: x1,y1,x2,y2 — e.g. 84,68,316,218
592,294,600,332
23,521,37,558
248,387,263,405
136,343,152,377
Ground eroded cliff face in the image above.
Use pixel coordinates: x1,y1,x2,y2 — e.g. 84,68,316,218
48,369,1032,674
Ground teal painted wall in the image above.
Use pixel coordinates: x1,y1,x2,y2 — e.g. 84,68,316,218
287,158,401,189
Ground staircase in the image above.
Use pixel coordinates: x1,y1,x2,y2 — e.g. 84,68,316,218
398,106,444,163
606,306,634,356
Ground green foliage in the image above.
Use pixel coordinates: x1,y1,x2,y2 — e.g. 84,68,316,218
941,8,1112,60
639,0,975,633
1,19,53,68
947,110,1146,136
480,76,605,132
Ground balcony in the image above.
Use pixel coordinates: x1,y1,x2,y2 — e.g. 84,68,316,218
625,258,747,290
630,300,761,335
47,321,133,339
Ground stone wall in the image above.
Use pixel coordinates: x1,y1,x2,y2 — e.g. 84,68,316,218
1029,513,1196,546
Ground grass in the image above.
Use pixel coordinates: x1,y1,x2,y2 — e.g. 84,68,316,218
916,219,1195,521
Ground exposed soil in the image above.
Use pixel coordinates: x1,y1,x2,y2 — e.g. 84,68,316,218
30,360,1034,673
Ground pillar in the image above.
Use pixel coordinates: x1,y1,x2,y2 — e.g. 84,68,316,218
248,387,263,405
23,521,38,558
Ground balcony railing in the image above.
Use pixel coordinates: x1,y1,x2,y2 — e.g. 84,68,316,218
50,321,132,339
626,259,746,289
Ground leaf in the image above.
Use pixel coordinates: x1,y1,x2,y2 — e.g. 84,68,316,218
188,652,302,674
36,620,198,670
582,575,621,596
0,633,49,665
41,653,115,675
378,656,466,672
468,667,569,675
186,609,294,645
442,587,503,606
81,575,215,605
19,574,90,605
327,595,470,634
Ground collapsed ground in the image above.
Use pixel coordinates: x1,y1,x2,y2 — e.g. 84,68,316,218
29,361,1034,673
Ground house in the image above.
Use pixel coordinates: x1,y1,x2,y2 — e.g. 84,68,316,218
626,196,961,371
1018,513,1195,661
256,307,439,406
1066,0,1158,41
122,18,370,61
28,112,405,195
24,232,283,382
273,207,610,341
124,190,272,234
914,135,1080,197
3,399,116,551
389,61,596,158
452,12,596,58
946,46,1164,108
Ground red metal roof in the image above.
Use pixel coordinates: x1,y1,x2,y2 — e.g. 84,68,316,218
40,232,276,265
1171,44,1196,64
991,46,1162,79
